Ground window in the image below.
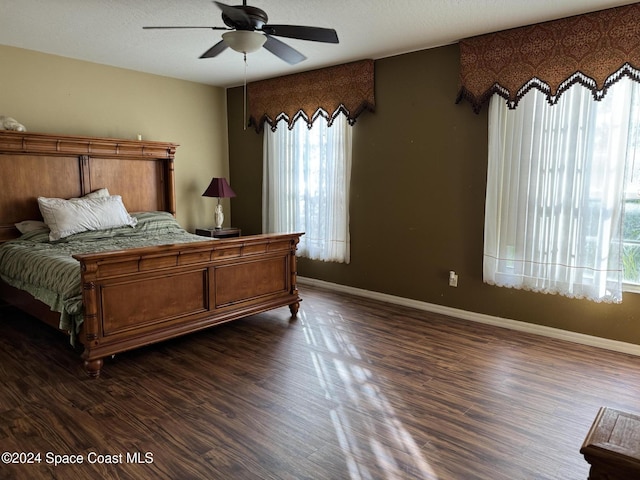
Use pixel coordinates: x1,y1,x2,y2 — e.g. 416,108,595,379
622,84,640,288
484,78,640,302
262,115,352,263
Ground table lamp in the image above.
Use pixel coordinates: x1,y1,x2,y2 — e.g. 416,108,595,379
202,177,236,229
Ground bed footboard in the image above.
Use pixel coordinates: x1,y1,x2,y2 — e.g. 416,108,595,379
74,233,302,377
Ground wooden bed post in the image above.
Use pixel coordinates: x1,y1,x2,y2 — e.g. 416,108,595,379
166,156,176,216
80,265,103,377
289,236,301,317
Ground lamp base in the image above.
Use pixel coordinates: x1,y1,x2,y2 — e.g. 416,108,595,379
214,204,224,229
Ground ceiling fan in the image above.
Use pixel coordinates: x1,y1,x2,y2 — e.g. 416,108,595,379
143,1,339,65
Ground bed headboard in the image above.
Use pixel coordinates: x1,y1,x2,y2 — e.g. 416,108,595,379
0,131,178,242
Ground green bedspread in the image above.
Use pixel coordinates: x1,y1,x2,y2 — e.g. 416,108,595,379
0,211,214,344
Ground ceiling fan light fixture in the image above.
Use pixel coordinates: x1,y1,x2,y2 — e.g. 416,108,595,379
222,30,266,54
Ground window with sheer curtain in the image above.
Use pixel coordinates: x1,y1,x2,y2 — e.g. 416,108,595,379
484,78,640,303
263,114,352,263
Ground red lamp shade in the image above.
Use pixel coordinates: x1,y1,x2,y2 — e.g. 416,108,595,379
202,177,236,198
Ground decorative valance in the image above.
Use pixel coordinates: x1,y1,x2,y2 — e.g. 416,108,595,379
247,59,375,132
456,3,640,112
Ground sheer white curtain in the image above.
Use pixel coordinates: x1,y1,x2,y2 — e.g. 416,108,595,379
263,114,352,263
484,80,637,303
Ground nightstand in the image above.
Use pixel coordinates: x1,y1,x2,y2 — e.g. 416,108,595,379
195,227,241,239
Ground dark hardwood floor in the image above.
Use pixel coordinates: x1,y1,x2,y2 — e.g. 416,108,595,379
1,285,640,480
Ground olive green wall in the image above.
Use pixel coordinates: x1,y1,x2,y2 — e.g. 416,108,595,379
0,45,229,232
227,44,640,346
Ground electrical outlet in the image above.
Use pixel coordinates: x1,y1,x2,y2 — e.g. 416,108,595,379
449,271,458,287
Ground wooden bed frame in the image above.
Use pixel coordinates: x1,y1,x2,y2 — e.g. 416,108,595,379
0,130,302,377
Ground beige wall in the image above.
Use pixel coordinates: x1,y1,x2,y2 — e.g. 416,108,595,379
0,45,228,231
227,44,640,346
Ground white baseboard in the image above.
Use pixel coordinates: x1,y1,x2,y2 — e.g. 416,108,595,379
298,276,640,357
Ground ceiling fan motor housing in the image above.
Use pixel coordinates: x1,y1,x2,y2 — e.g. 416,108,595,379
222,6,268,30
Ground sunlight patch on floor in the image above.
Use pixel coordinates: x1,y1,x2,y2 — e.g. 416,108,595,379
299,310,440,479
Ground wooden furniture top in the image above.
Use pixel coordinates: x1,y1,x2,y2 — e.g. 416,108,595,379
581,407,640,476
0,130,177,159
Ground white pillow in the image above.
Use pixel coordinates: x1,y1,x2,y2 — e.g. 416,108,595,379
15,220,48,234
38,195,137,241
13,190,110,235
72,188,110,200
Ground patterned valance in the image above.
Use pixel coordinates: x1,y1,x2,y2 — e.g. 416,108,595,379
456,3,640,112
247,59,375,132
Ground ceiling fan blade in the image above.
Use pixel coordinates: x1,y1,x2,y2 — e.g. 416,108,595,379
200,40,228,59
263,35,307,65
213,1,252,28
261,25,338,43
143,26,229,30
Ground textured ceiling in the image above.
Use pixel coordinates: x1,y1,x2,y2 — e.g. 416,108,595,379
1,0,637,87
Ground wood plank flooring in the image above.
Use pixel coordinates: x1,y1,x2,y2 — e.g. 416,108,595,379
1,285,640,479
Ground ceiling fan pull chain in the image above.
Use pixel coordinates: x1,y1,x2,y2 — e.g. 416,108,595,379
243,52,248,131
